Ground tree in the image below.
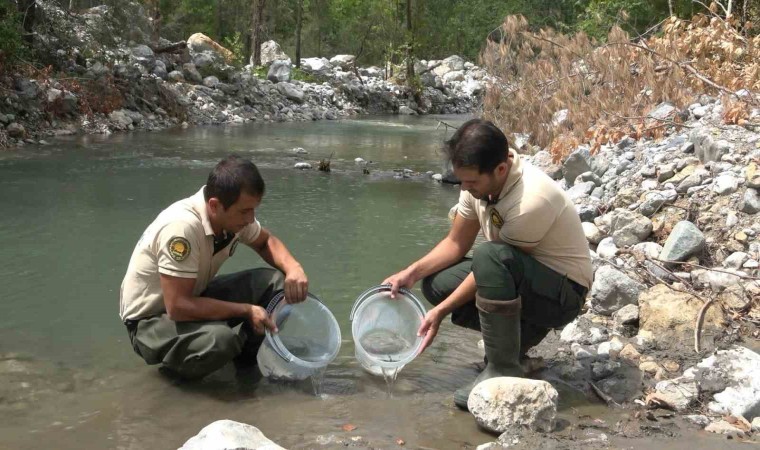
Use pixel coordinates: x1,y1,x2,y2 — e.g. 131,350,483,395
250,0,266,66
295,0,302,68
405,0,414,83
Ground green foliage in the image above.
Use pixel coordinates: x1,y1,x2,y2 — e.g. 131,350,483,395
291,67,320,83
250,65,267,79
222,31,247,68
0,5,26,66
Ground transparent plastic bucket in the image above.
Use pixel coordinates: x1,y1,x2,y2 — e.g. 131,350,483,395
350,285,426,376
257,291,341,381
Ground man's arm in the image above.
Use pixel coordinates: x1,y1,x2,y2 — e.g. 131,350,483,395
160,275,276,334
384,213,481,297
249,227,308,303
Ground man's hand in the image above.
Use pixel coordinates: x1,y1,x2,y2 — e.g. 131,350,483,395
284,265,308,304
417,308,444,354
249,305,277,334
382,268,416,299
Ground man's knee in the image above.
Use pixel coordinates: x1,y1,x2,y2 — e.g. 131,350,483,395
421,275,445,306
165,324,242,379
472,241,519,272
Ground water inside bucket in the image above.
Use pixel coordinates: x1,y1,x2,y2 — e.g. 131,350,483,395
359,328,414,362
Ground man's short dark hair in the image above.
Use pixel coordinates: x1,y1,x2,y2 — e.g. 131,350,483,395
444,118,509,173
204,155,265,208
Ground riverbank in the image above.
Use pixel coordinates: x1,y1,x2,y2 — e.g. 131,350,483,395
0,2,483,149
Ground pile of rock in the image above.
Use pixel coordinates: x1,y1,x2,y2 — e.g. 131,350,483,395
520,96,760,438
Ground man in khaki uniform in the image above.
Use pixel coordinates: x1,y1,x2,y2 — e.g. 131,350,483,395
120,155,308,380
383,119,592,409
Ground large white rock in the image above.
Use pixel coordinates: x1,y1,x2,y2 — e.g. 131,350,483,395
260,40,290,66
655,377,699,411
329,54,355,69
590,265,644,316
468,377,558,433
179,420,284,450
300,57,332,75
692,346,760,418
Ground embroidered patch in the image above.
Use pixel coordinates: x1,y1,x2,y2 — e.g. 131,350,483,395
490,208,504,228
168,237,191,261
229,239,239,257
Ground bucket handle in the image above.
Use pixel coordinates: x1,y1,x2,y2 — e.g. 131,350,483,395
265,290,326,363
349,284,425,321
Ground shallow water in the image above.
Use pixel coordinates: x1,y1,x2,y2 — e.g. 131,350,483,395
0,115,744,449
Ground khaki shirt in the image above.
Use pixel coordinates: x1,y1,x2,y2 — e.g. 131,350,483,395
119,187,262,321
457,150,593,289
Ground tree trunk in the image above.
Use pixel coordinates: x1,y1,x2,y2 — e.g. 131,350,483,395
216,0,223,43
405,0,414,84
295,0,302,68
150,0,161,47
249,0,266,66
16,0,36,43
668,0,673,16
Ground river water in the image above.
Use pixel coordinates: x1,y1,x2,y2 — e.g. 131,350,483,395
0,116,742,449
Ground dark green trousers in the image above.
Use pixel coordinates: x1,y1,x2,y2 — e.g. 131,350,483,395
421,242,587,356
126,268,284,379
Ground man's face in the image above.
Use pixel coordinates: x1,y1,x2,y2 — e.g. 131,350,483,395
216,192,261,234
454,165,503,200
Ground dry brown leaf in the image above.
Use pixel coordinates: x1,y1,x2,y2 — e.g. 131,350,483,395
341,424,357,432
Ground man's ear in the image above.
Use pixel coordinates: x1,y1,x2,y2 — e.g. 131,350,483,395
208,197,222,215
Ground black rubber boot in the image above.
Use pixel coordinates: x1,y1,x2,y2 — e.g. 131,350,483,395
453,295,524,410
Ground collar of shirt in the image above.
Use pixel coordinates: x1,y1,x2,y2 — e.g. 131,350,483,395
484,149,523,206
191,186,215,237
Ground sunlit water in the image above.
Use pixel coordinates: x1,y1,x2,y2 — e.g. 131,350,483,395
0,116,740,449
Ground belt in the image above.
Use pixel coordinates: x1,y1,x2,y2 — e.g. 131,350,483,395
124,319,140,332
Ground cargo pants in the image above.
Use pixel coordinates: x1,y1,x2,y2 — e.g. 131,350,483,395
422,241,587,356
125,268,284,379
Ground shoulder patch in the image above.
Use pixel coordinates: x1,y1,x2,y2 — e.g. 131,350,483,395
490,208,504,228
168,237,191,261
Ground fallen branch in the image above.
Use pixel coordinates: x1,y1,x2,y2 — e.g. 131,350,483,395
418,62,442,76
589,381,621,408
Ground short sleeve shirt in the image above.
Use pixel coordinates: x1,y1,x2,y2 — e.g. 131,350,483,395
457,150,593,289
119,187,262,321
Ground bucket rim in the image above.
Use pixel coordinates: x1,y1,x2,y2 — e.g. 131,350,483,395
264,291,342,367
349,284,426,369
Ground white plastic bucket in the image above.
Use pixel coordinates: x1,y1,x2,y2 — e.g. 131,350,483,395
350,285,426,376
257,291,341,381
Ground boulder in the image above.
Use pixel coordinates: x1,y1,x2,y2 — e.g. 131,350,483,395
6,122,26,138
468,377,558,433
329,54,356,70
692,346,760,418
187,33,234,63
179,420,284,450
260,40,290,66
300,57,332,76
276,82,305,103
639,284,723,346
563,150,592,185
267,60,291,83
590,265,644,316
658,221,705,262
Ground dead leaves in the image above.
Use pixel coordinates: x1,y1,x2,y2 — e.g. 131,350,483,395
341,424,357,432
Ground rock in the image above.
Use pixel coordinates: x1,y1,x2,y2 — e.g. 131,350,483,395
685,415,710,428
468,377,558,433
276,83,304,104
704,420,747,438
203,76,220,88
6,122,25,138
267,60,291,83
657,163,677,182
596,237,618,259
591,360,621,381
130,44,155,66
631,242,663,260
746,163,760,189
752,417,760,432
329,54,355,70
179,420,284,450
659,221,705,262
399,105,416,115
713,174,739,195
559,319,586,343
724,252,750,270
613,304,639,326
648,102,675,120
638,189,677,217
476,443,505,450
582,222,604,245
432,173,443,182
655,377,699,411
692,346,760,417
590,265,644,316
567,181,595,201
108,110,133,130
597,338,624,358
601,209,652,247
740,189,760,214
294,162,311,170
563,150,592,186
187,33,234,64
182,63,203,84
300,57,332,75
690,127,730,163
639,284,723,346
618,344,641,364
168,70,185,82
260,40,290,66
433,55,466,77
